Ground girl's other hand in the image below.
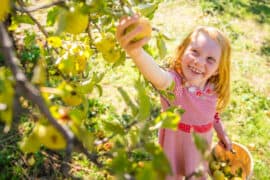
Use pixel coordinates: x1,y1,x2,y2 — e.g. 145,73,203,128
218,134,232,151
116,15,151,55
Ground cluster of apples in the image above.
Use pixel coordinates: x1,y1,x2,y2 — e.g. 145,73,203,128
56,42,90,76
209,156,243,180
20,120,67,153
94,32,122,63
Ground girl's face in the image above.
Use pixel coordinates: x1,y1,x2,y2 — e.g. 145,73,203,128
181,32,221,89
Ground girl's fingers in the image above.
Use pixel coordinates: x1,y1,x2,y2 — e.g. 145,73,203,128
218,140,232,151
116,15,140,39
125,37,150,51
120,25,142,47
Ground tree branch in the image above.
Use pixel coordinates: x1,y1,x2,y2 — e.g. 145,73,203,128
0,22,104,170
0,22,74,158
17,0,49,38
14,0,65,13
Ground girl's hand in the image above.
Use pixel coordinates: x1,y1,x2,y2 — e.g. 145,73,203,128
218,134,232,151
116,15,151,55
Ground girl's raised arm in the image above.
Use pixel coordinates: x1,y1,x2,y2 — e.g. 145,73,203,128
116,15,172,90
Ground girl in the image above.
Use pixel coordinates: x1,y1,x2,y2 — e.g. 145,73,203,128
116,15,232,180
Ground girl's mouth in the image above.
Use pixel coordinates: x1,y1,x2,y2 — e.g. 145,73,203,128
188,65,203,75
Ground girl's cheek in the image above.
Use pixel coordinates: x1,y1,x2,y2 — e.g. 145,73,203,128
183,53,192,60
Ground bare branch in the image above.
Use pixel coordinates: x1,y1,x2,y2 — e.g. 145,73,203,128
17,0,49,38
14,0,65,13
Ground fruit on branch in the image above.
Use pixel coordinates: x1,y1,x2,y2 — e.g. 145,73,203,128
35,123,67,150
94,33,121,63
124,17,152,43
56,53,76,75
95,33,116,52
101,48,121,63
0,0,10,22
57,8,89,34
58,82,83,106
19,132,41,153
56,43,90,76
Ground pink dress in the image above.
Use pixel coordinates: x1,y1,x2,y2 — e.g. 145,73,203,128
158,70,217,177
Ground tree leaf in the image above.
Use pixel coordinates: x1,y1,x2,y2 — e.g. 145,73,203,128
152,111,179,130
156,36,167,59
192,132,209,156
46,7,60,26
135,80,151,121
13,14,34,25
103,120,125,135
135,3,159,19
117,87,138,116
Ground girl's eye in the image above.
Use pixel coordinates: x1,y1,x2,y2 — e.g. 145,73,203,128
191,49,199,56
207,57,216,64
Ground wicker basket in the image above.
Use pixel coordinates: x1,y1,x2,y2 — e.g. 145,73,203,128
211,142,253,180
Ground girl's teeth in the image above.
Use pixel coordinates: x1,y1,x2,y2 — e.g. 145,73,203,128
190,66,202,74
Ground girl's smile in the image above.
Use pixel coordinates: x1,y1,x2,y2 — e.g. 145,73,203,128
181,31,221,89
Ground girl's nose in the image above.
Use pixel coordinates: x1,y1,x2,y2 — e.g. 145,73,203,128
194,57,205,66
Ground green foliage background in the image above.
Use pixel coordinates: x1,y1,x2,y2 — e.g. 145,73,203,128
0,0,269,179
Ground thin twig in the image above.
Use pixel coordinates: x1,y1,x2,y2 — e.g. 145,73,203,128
17,0,49,38
14,0,65,13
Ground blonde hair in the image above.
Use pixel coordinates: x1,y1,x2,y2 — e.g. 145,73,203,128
170,26,231,112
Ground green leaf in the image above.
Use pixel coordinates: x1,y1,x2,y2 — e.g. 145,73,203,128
166,106,185,116
156,36,167,59
159,81,176,103
117,87,138,116
13,14,34,25
110,150,130,175
136,162,158,180
145,142,171,177
135,3,159,19
78,72,105,94
152,111,179,130
23,31,36,47
192,132,209,156
94,84,103,97
102,120,125,135
160,32,174,41
135,80,151,121
46,7,60,26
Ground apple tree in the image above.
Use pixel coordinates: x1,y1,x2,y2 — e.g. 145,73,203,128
0,0,184,179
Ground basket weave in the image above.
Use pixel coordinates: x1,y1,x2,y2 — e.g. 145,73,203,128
212,142,253,180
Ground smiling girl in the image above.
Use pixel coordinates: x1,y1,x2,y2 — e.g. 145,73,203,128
116,15,232,180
